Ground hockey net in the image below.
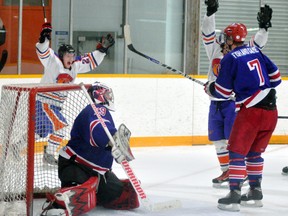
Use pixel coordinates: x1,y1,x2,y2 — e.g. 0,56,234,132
0,83,90,216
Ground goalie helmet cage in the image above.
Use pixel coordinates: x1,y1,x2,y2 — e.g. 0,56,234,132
0,83,91,216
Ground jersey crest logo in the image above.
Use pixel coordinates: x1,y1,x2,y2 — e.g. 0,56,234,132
212,58,221,77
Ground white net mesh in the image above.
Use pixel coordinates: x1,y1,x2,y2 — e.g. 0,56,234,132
0,83,90,215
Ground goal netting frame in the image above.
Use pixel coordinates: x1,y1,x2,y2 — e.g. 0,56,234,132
0,83,91,216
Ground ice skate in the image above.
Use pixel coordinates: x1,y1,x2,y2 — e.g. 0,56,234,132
43,145,58,165
242,175,248,186
240,187,263,207
218,190,241,212
212,170,229,188
282,166,288,175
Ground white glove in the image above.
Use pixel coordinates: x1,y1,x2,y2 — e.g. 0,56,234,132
111,145,125,164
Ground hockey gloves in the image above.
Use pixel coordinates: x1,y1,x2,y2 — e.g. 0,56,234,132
204,81,216,97
39,22,52,43
96,33,115,54
205,0,219,17
257,4,272,31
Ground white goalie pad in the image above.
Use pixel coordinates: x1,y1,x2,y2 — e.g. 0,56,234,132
114,124,135,161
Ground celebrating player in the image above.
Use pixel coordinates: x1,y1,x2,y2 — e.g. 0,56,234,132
36,22,115,165
201,0,273,187
204,22,281,211
41,82,139,215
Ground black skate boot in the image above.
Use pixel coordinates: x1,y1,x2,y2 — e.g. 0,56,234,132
218,190,241,211
240,187,263,207
282,166,288,175
212,170,229,188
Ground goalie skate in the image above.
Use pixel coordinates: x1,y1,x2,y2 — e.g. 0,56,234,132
240,187,263,207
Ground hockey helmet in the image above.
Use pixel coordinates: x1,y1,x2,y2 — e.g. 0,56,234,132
58,44,75,59
223,23,247,43
88,81,115,111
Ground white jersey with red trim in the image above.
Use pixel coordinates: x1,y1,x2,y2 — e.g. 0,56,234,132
201,14,269,101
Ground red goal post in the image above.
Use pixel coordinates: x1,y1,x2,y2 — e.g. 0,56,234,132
0,83,91,216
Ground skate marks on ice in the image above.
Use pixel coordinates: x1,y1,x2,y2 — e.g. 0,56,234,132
32,145,288,215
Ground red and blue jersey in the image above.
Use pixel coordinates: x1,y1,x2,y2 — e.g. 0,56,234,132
59,104,117,175
214,45,281,111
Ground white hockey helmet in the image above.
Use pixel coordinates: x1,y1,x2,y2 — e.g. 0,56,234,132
88,81,115,111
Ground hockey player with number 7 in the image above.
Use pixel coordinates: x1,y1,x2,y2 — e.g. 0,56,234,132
35,22,115,165
41,82,139,215
204,20,281,212
201,0,273,188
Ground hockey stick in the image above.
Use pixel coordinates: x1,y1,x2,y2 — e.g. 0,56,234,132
79,83,181,211
0,49,7,72
278,116,288,119
124,25,205,86
41,0,47,23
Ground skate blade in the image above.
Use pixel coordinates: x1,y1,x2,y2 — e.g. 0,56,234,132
240,200,263,207
217,203,240,212
213,182,229,189
213,179,248,189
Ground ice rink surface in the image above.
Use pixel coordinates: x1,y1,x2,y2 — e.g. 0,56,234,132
34,144,288,216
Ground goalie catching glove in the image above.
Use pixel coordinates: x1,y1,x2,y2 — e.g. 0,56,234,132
96,33,115,54
257,4,272,31
111,124,135,164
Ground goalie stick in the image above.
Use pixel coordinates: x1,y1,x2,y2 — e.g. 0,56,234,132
124,25,205,86
79,83,181,212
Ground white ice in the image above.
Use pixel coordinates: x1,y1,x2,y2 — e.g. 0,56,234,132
34,144,288,216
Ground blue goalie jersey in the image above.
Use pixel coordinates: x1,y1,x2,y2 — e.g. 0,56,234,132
59,104,117,175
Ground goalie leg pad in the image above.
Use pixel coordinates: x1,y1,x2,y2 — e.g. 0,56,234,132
42,176,98,216
102,179,140,210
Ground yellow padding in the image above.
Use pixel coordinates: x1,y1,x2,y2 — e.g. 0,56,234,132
34,135,288,153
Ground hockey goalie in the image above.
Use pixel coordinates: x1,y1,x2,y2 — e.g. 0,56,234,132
41,82,139,215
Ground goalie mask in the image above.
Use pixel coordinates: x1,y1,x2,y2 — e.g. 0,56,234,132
88,82,115,111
